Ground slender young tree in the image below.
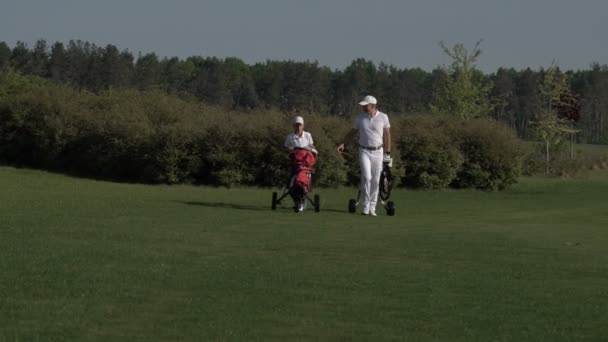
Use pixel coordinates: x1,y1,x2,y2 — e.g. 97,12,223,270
532,65,579,175
431,40,493,119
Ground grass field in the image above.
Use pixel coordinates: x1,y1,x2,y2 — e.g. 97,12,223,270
1,166,608,341
575,143,608,154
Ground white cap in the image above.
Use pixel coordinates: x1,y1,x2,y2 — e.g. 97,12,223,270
293,116,304,125
358,95,377,106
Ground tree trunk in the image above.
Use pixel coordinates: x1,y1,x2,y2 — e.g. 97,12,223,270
570,132,574,160
594,100,600,143
570,121,574,161
545,137,550,176
601,99,605,142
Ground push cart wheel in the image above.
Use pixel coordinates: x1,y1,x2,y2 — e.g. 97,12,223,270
386,201,395,216
348,199,357,213
314,194,320,212
271,192,278,210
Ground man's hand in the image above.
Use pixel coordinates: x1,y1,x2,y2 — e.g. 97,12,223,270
338,129,358,154
383,153,393,167
337,143,345,153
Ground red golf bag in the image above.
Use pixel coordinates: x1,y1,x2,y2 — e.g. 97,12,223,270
271,148,321,213
291,149,316,193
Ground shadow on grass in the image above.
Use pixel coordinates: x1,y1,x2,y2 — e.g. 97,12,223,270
177,200,268,212
321,208,348,214
176,200,349,214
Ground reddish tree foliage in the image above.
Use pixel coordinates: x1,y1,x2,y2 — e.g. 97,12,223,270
557,90,582,122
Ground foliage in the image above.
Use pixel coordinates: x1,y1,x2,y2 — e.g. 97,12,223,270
431,40,494,119
0,70,527,189
532,66,581,175
4,39,608,144
523,142,608,177
398,115,523,190
397,116,464,189
453,119,524,190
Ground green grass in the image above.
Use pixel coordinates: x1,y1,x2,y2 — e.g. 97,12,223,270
1,167,608,341
574,143,608,160
524,142,608,157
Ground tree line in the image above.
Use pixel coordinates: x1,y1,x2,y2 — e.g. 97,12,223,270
1,39,607,145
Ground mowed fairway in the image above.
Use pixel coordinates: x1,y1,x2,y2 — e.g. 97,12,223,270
1,167,608,341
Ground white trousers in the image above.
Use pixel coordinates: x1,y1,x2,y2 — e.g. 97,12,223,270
359,148,383,211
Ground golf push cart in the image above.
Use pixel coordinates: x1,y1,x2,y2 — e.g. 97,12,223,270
271,147,320,213
348,157,395,216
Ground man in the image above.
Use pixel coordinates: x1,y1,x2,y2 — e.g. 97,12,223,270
284,116,315,152
337,95,391,216
285,116,317,211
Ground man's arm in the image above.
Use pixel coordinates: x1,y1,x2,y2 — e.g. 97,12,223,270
383,127,391,153
337,128,358,153
308,132,315,149
285,135,294,151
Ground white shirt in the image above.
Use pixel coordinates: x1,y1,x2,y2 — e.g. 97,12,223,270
284,131,314,149
353,110,390,148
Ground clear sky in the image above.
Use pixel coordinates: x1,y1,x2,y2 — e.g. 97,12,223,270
1,0,607,72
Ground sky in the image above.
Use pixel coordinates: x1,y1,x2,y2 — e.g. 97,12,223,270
1,0,607,72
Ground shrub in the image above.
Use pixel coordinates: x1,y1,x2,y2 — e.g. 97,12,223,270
397,115,463,189
0,70,526,190
0,73,83,168
452,119,523,190
304,114,348,187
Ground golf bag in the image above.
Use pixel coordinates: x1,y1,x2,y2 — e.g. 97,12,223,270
291,148,316,194
379,161,393,202
271,148,321,212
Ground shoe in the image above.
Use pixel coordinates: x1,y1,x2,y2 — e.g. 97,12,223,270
369,210,377,217
293,197,305,212
362,204,370,216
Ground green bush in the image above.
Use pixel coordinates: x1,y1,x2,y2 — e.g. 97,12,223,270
394,115,524,190
452,119,523,190
305,114,349,187
0,70,526,190
196,111,285,187
196,111,349,187
397,115,463,189
0,74,88,169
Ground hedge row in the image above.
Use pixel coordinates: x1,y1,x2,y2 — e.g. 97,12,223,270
396,115,524,190
0,71,523,190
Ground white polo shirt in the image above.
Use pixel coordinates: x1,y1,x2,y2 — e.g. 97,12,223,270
284,131,314,149
353,110,390,148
